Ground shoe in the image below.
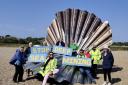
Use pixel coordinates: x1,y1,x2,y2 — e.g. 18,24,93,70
92,80,96,84
13,80,17,83
18,80,25,82
102,81,107,85
108,82,112,85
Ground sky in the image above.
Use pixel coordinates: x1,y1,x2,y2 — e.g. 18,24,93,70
0,0,128,42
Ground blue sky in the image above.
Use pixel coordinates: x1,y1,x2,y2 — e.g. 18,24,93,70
0,0,128,42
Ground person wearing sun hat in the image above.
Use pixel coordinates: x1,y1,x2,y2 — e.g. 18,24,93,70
102,45,114,85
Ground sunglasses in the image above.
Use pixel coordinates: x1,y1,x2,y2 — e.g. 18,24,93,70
49,53,53,55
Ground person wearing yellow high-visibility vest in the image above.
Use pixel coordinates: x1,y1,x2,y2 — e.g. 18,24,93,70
90,46,101,79
38,52,59,85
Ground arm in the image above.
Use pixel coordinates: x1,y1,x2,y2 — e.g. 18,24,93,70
110,52,114,66
97,49,101,60
50,59,57,72
9,52,17,65
16,52,26,65
61,41,65,47
89,51,93,60
14,51,21,65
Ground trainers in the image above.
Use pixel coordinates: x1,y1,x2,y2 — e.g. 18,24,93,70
108,82,112,85
102,81,107,85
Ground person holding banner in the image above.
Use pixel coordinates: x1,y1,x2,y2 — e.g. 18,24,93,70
69,39,79,56
25,42,33,57
38,52,59,85
84,50,91,58
77,49,96,84
90,46,101,79
25,42,33,77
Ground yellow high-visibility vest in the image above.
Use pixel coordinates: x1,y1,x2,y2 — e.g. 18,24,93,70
39,58,57,76
90,49,101,64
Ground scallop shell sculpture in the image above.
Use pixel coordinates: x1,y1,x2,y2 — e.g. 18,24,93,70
45,8,112,84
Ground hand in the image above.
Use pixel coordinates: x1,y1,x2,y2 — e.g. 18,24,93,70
15,60,21,65
49,71,53,76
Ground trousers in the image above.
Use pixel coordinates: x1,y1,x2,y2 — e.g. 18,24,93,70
42,69,59,85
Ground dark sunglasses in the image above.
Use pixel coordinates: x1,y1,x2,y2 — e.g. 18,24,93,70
49,53,53,55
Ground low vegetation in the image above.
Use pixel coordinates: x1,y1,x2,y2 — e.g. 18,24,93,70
0,35,128,50
0,35,45,46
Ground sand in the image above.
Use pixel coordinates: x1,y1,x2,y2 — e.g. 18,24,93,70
0,47,128,85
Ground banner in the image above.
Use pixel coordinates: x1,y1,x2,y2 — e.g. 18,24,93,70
28,54,47,62
29,46,51,62
52,46,73,56
31,46,51,54
62,56,92,67
28,46,91,67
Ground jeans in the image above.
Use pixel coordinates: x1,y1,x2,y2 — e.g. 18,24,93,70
42,69,59,85
79,67,95,81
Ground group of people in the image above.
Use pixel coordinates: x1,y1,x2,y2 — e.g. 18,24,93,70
9,40,114,85
9,42,33,82
77,46,114,85
55,39,114,85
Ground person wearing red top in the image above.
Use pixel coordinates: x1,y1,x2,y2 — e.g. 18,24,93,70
84,50,91,58
82,49,96,84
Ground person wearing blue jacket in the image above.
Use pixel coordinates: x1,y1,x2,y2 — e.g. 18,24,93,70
102,46,114,85
10,46,26,83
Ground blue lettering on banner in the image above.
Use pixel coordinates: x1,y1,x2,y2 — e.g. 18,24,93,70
52,46,73,56
28,46,91,67
62,56,92,67
28,53,47,62
31,46,51,54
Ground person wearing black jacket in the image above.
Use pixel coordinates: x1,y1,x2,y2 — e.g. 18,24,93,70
25,42,33,77
102,46,114,85
56,39,65,47
25,42,32,57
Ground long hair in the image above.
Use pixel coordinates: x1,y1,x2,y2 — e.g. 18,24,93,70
43,52,54,71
